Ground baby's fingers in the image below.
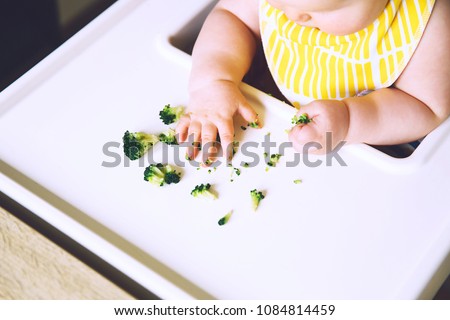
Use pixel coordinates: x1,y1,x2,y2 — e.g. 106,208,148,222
288,124,323,154
216,120,235,161
238,101,260,128
175,114,190,142
200,122,218,165
186,120,202,160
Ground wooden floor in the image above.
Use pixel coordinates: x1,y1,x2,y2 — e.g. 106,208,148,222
0,206,132,299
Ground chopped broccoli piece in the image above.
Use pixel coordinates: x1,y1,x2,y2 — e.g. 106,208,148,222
218,211,233,226
243,162,249,168
159,104,184,125
191,141,201,151
247,114,260,128
143,163,165,186
240,125,247,131
207,167,217,174
291,113,311,125
230,167,241,182
191,183,217,200
158,128,178,145
163,165,181,184
143,163,181,186
231,141,239,156
267,153,282,167
247,119,259,128
123,130,159,160
250,189,265,211
293,179,303,184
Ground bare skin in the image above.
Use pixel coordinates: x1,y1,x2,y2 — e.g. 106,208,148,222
176,0,450,158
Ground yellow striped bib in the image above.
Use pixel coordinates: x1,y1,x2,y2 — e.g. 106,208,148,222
259,0,435,106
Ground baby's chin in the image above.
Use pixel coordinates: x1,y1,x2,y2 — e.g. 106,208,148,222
295,17,375,36
322,30,357,37
324,15,385,35
294,24,361,36
313,24,367,36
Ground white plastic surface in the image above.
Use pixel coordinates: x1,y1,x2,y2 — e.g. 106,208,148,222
1,0,449,299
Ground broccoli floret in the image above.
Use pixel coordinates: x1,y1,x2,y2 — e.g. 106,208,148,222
267,153,282,167
159,104,184,125
250,189,265,211
143,163,165,186
291,113,311,125
158,128,178,145
218,211,233,226
123,130,159,160
163,164,181,184
144,163,181,186
293,179,303,184
191,183,217,200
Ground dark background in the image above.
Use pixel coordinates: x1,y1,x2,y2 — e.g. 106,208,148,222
0,0,448,300
0,0,116,91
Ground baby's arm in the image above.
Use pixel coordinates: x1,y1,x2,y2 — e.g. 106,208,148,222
176,0,260,161
290,0,450,152
344,88,447,145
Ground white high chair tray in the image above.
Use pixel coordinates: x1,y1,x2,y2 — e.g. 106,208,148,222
1,0,449,299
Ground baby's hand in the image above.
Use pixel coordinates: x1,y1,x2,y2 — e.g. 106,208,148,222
176,80,259,163
288,100,350,154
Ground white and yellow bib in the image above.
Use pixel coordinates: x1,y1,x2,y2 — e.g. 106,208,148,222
259,0,435,106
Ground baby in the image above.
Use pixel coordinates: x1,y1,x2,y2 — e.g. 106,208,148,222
176,0,450,159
